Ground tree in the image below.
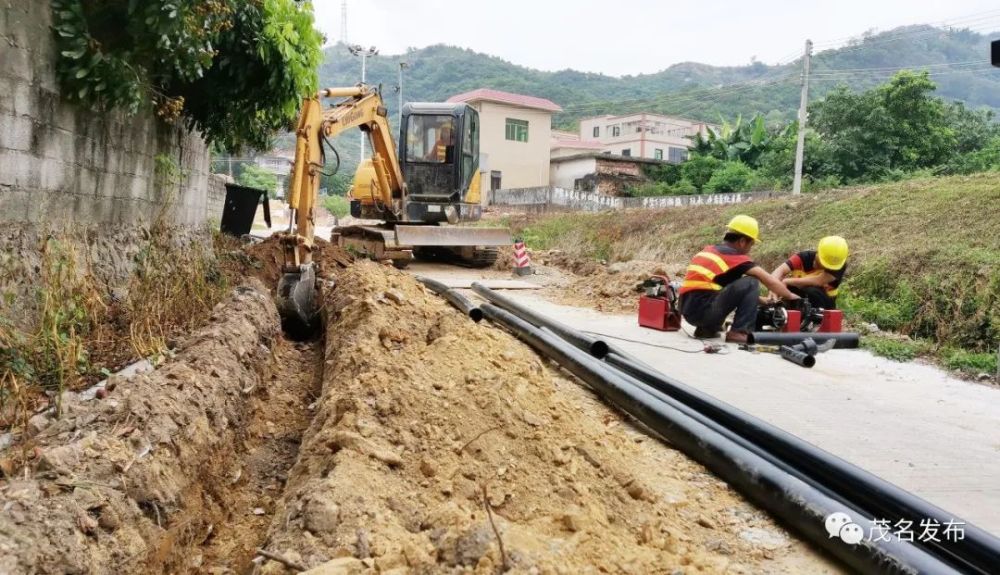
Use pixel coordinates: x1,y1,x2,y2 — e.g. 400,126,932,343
810,71,957,181
321,172,352,196
690,114,776,168
237,165,279,198
52,0,323,152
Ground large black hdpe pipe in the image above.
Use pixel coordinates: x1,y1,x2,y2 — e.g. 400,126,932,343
749,331,860,349
471,282,609,358
469,283,1000,573
416,277,483,322
603,355,1000,574
480,303,959,574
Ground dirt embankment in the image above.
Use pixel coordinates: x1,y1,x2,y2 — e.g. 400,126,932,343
253,262,833,574
245,236,353,289
0,281,278,574
535,251,686,315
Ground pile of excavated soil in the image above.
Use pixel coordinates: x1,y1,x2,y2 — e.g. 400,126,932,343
0,281,279,574
246,236,353,289
536,251,687,314
253,262,834,574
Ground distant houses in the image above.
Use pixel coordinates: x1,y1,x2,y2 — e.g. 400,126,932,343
446,87,714,197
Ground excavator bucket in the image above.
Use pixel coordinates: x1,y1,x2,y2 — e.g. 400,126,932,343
276,264,318,338
394,225,511,247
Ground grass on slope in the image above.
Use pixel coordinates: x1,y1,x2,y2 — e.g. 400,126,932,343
509,173,1000,374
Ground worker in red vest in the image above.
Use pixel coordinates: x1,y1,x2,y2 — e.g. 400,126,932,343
679,215,801,343
771,236,849,310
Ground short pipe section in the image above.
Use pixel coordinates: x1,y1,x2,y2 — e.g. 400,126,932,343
749,331,860,349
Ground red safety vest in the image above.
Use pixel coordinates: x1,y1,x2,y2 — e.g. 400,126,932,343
679,245,753,295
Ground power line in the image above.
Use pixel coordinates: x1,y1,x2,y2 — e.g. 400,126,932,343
811,8,1000,50
816,17,1000,55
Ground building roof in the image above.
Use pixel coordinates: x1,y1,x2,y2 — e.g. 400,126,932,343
550,152,669,165
551,139,605,150
447,88,562,112
580,111,712,127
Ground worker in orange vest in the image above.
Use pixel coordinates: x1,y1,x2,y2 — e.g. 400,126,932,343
679,215,801,344
425,123,454,162
771,236,849,310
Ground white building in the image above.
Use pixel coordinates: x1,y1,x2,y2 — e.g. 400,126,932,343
578,113,716,162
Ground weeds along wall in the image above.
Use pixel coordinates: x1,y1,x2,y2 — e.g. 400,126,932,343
0,1,217,227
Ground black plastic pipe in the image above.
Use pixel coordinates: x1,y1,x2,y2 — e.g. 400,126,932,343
780,345,816,367
471,282,609,358
417,276,483,322
472,284,1000,571
749,331,860,349
480,304,959,574
604,354,1000,574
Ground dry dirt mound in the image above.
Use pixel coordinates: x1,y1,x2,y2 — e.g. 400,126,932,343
246,236,354,289
0,281,278,574
254,262,832,573
536,252,687,314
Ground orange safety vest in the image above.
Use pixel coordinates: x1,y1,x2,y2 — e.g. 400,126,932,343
435,141,448,161
679,245,754,295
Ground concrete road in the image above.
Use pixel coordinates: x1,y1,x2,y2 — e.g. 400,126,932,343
488,293,1000,536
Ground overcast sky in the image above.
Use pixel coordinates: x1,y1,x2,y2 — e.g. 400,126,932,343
311,0,1000,76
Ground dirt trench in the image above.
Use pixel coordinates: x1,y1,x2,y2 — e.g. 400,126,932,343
1,248,836,574
249,262,836,574
0,279,331,575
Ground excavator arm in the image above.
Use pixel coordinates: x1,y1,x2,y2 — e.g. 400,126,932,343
278,85,406,335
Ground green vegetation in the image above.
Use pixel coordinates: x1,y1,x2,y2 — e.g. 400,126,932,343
237,165,279,197
635,72,1000,197
861,335,932,363
323,195,350,218
52,0,322,151
315,26,999,177
512,173,1000,371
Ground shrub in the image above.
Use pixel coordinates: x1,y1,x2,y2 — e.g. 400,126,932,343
323,195,350,218
681,156,721,191
704,161,754,193
671,179,699,195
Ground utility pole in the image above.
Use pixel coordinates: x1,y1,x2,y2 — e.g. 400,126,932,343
348,44,378,161
340,0,348,45
792,39,812,195
396,61,409,130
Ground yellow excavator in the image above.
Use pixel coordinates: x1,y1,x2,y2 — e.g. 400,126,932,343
276,84,509,332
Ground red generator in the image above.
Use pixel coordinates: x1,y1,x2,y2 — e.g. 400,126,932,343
638,275,681,331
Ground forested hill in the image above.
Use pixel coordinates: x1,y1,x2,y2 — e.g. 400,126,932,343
318,25,999,129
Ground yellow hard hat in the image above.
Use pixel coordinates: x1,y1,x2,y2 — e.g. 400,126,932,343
726,214,761,243
817,235,849,271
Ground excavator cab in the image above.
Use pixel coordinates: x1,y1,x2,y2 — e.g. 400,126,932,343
347,102,508,267
397,103,483,224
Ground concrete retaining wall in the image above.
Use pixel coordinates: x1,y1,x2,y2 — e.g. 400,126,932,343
0,0,217,227
489,186,780,212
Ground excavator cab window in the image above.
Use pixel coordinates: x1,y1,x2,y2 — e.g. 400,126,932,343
406,115,456,164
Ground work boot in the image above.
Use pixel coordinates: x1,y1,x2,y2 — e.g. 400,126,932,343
694,326,721,339
724,330,750,344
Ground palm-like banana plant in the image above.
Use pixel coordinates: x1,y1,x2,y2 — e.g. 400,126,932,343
689,114,782,168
